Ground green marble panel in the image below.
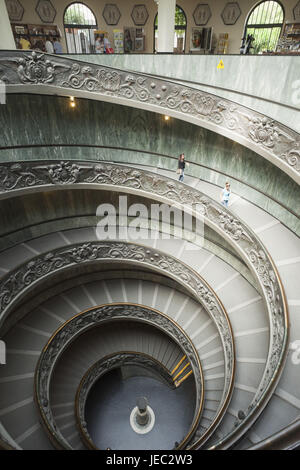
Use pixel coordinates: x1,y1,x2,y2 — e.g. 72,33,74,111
70,54,300,133
0,94,299,235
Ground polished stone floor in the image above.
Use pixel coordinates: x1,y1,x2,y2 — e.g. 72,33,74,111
85,368,196,450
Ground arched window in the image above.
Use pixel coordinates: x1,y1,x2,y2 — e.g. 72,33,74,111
154,5,187,53
244,1,284,54
64,2,97,53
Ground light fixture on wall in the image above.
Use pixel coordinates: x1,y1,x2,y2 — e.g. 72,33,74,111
69,96,76,108
164,115,170,121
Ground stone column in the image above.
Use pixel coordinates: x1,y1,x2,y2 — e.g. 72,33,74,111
130,396,155,434
156,0,176,53
136,397,149,426
0,0,16,50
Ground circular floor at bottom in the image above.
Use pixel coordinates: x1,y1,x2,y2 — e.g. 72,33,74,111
85,369,196,450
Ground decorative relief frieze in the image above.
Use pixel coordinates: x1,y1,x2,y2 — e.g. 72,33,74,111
221,2,241,25
280,145,300,170
37,308,204,449
193,4,212,26
0,51,299,180
35,0,56,23
293,1,300,21
5,0,24,22
1,239,233,448
48,161,80,184
0,161,288,449
131,5,149,26
102,4,121,26
5,52,60,84
0,163,43,190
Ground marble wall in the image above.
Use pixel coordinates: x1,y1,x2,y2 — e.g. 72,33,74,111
0,94,299,234
71,53,300,134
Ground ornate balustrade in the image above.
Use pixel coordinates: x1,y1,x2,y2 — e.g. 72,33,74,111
75,351,177,449
0,240,234,449
0,51,299,183
35,310,204,450
0,160,289,449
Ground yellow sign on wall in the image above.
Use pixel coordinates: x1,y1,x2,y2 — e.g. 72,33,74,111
217,60,224,69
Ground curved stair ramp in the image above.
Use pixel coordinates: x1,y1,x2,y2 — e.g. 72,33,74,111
47,303,203,450
0,248,230,449
0,161,292,448
121,162,299,449
0,193,282,450
0,51,298,451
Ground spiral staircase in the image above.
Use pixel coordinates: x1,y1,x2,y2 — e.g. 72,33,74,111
0,51,299,451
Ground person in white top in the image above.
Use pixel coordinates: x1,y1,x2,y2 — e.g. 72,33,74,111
220,182,231,208
45,38,54,54
95,35,104,53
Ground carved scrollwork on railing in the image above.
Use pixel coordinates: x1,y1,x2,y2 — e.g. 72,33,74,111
0,239,233,449
0,161,289,449
75,351,179,449
0,163,43,191
0,51,299,182
3,52,59,84
35,304,204,449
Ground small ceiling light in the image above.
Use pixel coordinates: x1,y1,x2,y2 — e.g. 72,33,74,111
70,96,74,101
70,101,76,108
164,115,170,121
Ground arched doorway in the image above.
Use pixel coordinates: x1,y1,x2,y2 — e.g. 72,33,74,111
64,2,98,53
243,1,284,54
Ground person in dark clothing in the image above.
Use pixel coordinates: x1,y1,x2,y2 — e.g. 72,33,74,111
178,153,186,182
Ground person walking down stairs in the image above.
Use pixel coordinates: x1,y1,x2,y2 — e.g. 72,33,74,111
177,153,189,182
220,182,231,208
